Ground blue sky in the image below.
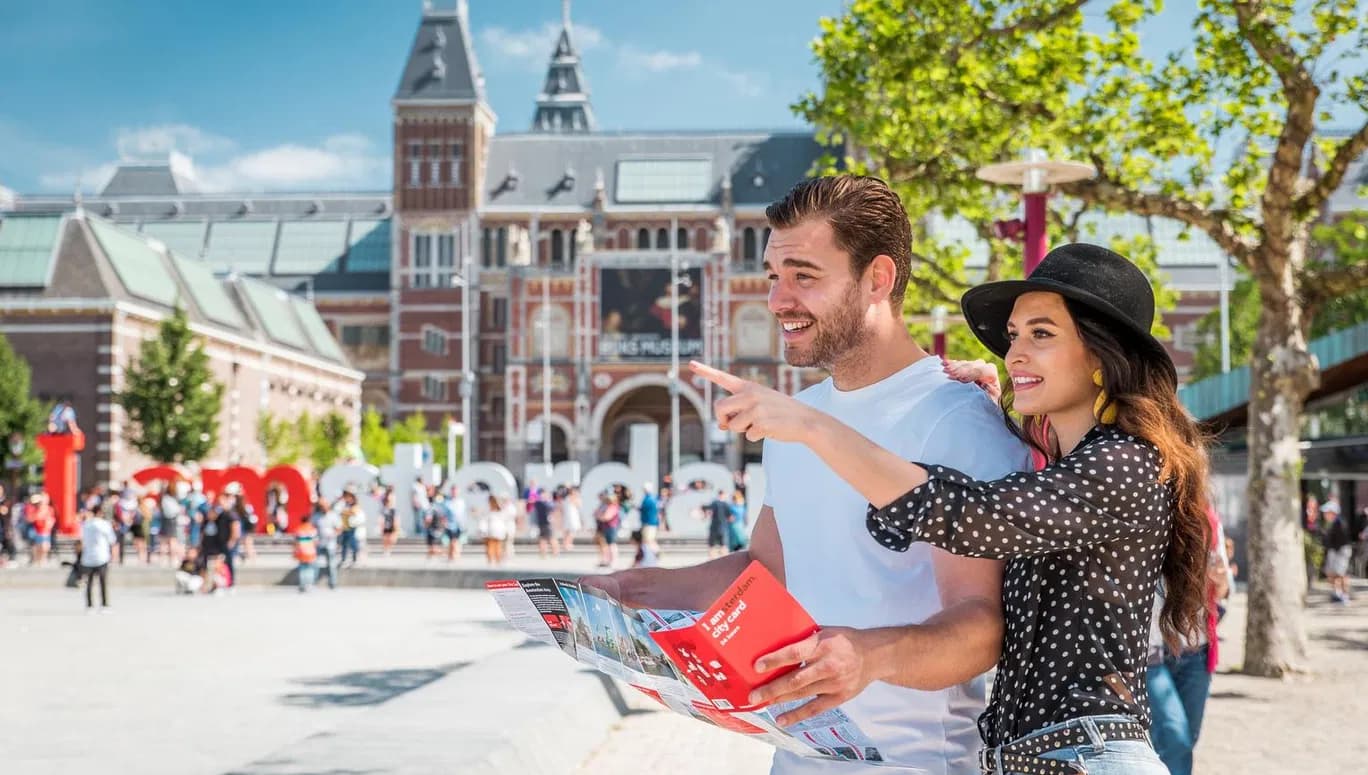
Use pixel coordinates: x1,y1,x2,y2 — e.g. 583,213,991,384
0,0,841,194
1,0,1359,196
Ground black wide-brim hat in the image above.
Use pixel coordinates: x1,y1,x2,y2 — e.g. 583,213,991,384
960,243,1176,382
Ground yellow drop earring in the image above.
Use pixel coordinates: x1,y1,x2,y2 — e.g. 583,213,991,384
1092,369,1117,424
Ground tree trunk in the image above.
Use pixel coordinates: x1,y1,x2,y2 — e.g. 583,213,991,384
1242,245,1319,677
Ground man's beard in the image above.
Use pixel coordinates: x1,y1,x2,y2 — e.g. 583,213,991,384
782,282,870,370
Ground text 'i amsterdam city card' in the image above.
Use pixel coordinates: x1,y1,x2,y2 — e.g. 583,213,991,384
650,560,819,711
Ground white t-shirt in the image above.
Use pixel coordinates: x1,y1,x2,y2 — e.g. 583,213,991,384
763,357,1032,775
80,517,118,567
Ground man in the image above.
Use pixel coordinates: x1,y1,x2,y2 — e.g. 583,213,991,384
706,490,731,559
314,498,342,590
47,398,79,435
79,506,117,611
638,483,661,556
201,487,241,589
587,175,1029,774
0,484,15,567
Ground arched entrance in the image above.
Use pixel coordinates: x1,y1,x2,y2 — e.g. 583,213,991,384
596,384,705,472
526,413,573,463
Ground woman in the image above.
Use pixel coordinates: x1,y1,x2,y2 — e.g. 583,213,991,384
694,244,1210,775
478,493,509,565
27,492,56,566
133,495,157,564
382,489,401,557
593,491,622,568
559,486,583,552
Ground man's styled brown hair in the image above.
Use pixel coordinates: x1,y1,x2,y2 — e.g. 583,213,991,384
764,175,912,306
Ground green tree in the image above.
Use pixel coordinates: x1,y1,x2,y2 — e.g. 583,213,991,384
118,307,224,463
359,406,392,465
311,410,352,471
257,411,298,465
1192,268,1368,381
0,333,45,474
802,0,1368,675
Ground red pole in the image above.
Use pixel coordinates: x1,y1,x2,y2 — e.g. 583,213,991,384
1023,191,1048,276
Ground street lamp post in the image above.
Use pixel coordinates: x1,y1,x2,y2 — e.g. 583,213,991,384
977,149,1097,276
458,242,475,470
669,218,682,478
932,305,948,358
540,268,553,466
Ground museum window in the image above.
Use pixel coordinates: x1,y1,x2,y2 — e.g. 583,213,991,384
422,327,447,356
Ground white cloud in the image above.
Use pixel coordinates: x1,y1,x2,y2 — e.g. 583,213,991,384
0,184,16,209
173,134,387,192
616,46,703,72
115,124,235,159
480,20,760,97
38,163,117,193
712,67,766,98
481,21,603,68
40,128,389,194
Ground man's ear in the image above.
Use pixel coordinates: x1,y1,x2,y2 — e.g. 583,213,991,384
866,254,897,303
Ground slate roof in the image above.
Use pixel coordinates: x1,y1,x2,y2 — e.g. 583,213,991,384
393,4,483,103
483,131,829,210
100,163,186,197
0,211,353,369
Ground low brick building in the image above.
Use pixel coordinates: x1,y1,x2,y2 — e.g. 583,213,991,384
0,210,362,488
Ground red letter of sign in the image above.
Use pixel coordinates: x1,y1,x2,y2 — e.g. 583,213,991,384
36,431,86,535
202,466,268,533
131,465,189,490
263,465,312,533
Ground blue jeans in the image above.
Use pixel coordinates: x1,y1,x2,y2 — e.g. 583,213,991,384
340,530,358,564
998,715,1167,775
316,544,338,589
1146,644,1212,775
297,561,316,591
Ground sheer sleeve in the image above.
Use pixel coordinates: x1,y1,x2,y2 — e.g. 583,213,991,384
866,432,1170,559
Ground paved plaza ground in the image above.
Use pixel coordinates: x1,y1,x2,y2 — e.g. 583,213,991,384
2,570,1365,774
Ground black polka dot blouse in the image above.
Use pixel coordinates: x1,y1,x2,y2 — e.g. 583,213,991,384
865,424,1171,747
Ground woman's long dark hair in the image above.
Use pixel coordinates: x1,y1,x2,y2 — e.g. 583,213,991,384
998,299,1212,652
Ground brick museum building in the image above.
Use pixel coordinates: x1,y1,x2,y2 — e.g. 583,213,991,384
3,1,1243,478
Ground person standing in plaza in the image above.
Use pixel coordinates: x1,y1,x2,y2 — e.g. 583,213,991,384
293,512,319,592
637,483,661,558
727,489,750,553
337,486,364,567
424,489,447,560
79,505,117,612
0,483,17,568
444,488,466,560
434,493,462,560
593,491,621,568
202,487,241,588
557,485,582,552
1145,503,1232,775
1321,496,1355,604
705,490,730,559
312,497,341,590
532,488,556,558
478,492,510,565
382,488,401,557
586,176,1032,775
27,492,55,566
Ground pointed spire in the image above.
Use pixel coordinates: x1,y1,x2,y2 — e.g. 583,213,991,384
531,0,595,133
